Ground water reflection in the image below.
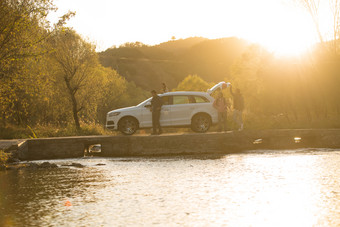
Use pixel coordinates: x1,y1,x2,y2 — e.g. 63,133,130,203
0,149,340,226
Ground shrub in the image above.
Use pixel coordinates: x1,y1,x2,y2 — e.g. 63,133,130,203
0,150,9,165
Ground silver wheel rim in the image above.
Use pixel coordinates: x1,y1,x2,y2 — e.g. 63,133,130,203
195,116,209,132
121,119,137,134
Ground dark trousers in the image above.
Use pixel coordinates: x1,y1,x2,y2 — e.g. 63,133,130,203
218,111,227,131
152,111,162,133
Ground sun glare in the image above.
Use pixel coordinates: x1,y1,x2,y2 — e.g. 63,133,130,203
50,0,325,54
257,29,315,57
239,2,318,57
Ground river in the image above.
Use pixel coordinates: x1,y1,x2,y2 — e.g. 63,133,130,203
1,149,340,226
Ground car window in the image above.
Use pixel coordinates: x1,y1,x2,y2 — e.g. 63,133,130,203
161,96,172,105
188,96,196,103
194,96,209,103
173,96,190,105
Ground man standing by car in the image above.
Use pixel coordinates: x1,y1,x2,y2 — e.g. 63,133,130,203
230,85,244,131
150,90,163,135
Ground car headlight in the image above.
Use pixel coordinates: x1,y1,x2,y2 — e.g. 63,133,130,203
108,112,120,117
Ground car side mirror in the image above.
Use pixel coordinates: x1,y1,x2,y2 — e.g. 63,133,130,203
144,101,151,108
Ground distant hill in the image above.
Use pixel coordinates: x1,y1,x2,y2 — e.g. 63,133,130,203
156,37,208,55
179,37,250,82
98,37,249,91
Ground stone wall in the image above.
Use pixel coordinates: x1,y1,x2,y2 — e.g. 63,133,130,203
16,129,340,160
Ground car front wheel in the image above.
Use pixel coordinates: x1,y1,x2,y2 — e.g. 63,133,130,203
191,114,211,133
118,117,138,135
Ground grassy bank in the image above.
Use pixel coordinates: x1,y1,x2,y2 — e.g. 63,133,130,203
0,123,116,139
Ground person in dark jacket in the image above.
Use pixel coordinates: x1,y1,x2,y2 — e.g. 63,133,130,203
150,90,163,135
213,92,230,132
230,85,244,131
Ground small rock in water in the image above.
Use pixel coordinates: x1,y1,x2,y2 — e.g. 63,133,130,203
39,162,58,168
27,163,39,169
71,163,84,168
96,163,106,166
60,163,85,168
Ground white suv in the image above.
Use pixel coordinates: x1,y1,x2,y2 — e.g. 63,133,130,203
106,82,230,135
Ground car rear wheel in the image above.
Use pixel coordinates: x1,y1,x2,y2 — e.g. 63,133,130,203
191,114,211,133
118,117,138,135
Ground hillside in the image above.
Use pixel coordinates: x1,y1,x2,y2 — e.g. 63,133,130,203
156,37,208,54
98,37,249,91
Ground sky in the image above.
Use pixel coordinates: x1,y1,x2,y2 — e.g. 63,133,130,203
48,0,327,55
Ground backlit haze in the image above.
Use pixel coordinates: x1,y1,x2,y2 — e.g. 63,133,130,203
49,0,329,55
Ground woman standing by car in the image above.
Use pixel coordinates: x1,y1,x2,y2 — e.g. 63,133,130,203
213,92,229,132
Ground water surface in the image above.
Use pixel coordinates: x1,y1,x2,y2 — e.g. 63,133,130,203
1,149,340,226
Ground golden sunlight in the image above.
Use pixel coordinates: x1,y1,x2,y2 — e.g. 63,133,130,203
50,0,322,53
238,2,318,56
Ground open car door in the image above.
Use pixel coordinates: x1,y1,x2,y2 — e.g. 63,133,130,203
207,81,231,95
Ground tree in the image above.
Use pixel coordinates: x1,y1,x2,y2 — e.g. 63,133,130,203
89,66,128,124
0,0,74,126
297,0,340,118
50,29,98,130
297,0,340,54
174,75,212,92
0,0,73,79
119,42,147,48
298,0,323,43
330,0,340,54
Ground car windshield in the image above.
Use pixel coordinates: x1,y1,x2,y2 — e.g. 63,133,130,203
136,97,152,107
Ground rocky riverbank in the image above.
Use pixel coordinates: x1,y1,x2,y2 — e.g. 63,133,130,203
0,141,105,171
0,159,104,172
1,161,58,171
0,140,25,170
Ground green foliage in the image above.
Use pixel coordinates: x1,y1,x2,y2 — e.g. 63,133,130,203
0,0,73,79
174,75,212,92
49,28,99,130
27,125,38,139
120,42,148,48
0,0,150,136
0,150,9,165
0,0,53,74
90,66,148,124
0,0,74,127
